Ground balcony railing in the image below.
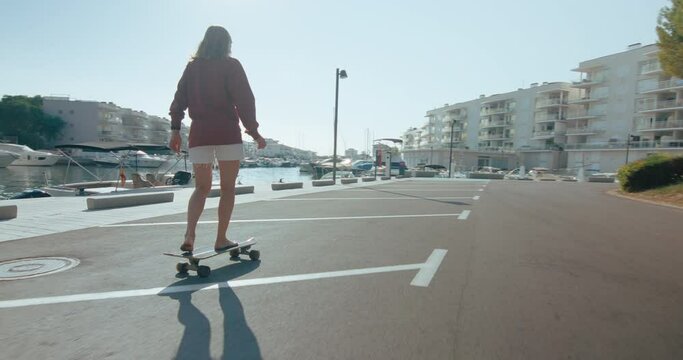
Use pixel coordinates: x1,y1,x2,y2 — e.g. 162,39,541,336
568,96,604,104
565,126,605,135
637,98,683,112
565,140,683,150
640,62,662,75
480,107,512,116
566,109,604,119
531,130,558,138
535,99,568,108
480,120,512,129
479,133,511,141
571,77,604,88
535,114,566,122
636,119,683,130
639,78,683,94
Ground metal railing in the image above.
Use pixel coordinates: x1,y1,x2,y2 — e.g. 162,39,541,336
636,119,683,130
636,99,683,111
639,78,683,93
535,99,568,108
564,140,683,150
565,126,605,135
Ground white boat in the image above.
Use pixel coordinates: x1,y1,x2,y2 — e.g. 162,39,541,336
92,150,169,168
39,142,193,197
0,143,61,166
0,150,20,168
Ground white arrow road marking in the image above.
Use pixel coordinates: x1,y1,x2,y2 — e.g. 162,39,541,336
100,213,471,228
0,249,448,309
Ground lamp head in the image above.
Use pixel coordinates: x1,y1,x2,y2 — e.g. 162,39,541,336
339,70,348,79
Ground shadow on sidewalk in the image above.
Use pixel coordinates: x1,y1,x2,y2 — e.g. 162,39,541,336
159,259,262,359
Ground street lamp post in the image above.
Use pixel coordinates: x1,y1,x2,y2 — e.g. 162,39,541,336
625,134,639,165
332,68,348,182
448,120,455,178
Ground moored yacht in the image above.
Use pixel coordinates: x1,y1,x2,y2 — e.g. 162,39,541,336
0,150,20,167
0,143,61,166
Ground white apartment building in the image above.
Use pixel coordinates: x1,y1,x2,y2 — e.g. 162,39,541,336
42,97,189,148
403,43,683,173
403,82,579,170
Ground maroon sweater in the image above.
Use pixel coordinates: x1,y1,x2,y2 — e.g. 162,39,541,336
169,57,261,148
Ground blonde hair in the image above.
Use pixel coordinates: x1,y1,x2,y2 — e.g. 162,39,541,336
193,26,232,60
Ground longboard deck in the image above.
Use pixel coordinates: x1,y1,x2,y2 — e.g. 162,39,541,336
163,237,256,260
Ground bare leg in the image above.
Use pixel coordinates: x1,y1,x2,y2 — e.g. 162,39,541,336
181,163,213,251
214,160,240,249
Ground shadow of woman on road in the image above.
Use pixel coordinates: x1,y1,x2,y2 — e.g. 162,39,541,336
158,258,262,359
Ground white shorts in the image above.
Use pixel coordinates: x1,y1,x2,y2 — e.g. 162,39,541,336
188,144,244,164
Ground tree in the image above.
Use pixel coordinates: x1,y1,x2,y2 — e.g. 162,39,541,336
657,0,683,78
0,95,66,149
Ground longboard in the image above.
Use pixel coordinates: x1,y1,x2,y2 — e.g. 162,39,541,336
163,237,258,277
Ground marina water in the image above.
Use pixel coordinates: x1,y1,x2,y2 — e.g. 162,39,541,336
0,165,312,200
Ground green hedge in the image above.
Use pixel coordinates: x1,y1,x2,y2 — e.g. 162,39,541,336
617,154,683,192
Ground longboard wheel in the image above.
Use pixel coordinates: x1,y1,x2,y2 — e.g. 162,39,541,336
197,265,211,278
249,250,260,261
176,263,188,274
229,249,240,258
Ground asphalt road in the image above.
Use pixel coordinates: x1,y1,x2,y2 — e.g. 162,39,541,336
1,179,682,359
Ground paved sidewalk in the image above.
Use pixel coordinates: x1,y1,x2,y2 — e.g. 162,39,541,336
0,179,399,243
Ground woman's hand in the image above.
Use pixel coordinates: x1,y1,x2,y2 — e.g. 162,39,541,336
169,131,182,154
255,136,266,149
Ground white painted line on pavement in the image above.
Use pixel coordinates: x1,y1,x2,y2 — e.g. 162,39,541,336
267,197,478,201
100,213,469,228
0,250,449,309
410,249,448,287
344,188,483,192
457,210,471,220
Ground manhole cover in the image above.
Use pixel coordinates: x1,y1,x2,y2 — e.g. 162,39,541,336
0,257,80,280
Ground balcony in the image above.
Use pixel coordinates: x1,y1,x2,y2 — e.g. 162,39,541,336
564,139,683,150
565,126,605,136
572,78,603,88
479,133,511,141
480,120,512,129
639,78,683,94
640,62,662,75
636,119,683,131
566,109,604,120
535,114,566,123
480,107,512,116
637,98,683,112
531,130,559,140
568,96,605,105
535,99,569,108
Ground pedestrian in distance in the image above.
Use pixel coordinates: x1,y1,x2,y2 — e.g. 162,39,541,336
169,25,266,253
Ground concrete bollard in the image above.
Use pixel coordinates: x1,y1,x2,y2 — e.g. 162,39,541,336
341,178,358,184
362,177,376,182
312,179,335,187
271,182,304,190
0,205,18,220
208,185,255,198
86,192,174,210
381,176,391,180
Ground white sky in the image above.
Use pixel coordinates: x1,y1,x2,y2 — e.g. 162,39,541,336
0,0,669,155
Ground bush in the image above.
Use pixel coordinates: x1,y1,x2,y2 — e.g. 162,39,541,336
617,154,683,192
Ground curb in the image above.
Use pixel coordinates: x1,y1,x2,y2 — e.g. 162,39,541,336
606,189,683,210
